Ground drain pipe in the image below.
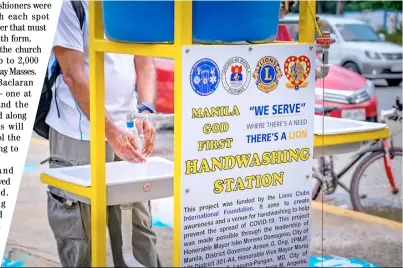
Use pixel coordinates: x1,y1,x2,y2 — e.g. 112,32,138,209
121,203,145,267
316,48,331,80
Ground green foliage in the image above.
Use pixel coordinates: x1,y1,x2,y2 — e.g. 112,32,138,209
291,1,403,14
290,1,338,14
377,29,403,45
316,1,338,14
290,1,402,42
345,1,402,40
345,1,402,11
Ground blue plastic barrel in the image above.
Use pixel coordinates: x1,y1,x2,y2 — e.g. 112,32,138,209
102,1,281,44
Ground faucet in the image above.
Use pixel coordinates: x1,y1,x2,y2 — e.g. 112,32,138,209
126,111,174,124
126,111,174,149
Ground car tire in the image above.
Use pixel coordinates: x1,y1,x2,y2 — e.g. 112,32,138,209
342,62,361,74
386,79,402,87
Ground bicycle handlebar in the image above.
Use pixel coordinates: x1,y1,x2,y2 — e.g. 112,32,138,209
380,109,398,121
394,96,402,112
315,105,339,116
380,97,402,122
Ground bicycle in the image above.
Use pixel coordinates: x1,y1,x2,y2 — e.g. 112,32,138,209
312,97,402,220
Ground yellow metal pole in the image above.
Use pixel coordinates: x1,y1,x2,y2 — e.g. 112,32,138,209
173,1,192,267
299,0,316,43
88,1,107,267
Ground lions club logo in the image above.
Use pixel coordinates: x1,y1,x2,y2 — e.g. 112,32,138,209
190,58,220,96
253,56,282,93
284,55,311,90
222,57,251,95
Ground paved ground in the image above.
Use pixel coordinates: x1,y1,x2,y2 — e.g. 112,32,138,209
315,84,402,219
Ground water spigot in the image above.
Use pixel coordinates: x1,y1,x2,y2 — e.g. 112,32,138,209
315,18,335,80
126,111,174,124
126,111,174,149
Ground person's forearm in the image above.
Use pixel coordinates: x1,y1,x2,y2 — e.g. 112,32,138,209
135,56,157,107
63,72,117,137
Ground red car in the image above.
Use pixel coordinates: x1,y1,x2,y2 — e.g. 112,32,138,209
154,57,378,122
315,58,378,122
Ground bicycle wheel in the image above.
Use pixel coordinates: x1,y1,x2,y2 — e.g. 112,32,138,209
311,173,322,200
350,148,402,221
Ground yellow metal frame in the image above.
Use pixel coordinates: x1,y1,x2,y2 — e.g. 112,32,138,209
38,1,391,267
314,127,390,147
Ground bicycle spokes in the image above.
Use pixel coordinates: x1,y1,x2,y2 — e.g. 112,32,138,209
352,149,402,222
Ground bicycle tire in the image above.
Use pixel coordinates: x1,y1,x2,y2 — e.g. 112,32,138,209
350,148,403,213
312,173,322,200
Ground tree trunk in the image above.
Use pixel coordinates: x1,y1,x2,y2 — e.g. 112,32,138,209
336,0,344,15
316,2,322,13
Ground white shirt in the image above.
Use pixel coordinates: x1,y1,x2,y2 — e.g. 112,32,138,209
46,0,137,141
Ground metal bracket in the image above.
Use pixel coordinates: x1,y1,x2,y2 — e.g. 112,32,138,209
315,17,335,80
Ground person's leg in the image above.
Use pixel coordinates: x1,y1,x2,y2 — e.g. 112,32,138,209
46,127,114,267
108,155,161,267
130,200,161,267
47,191,91,267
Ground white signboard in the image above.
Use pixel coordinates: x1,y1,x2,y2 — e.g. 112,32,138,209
180,44,316,267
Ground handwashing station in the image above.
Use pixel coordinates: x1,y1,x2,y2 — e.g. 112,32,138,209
40,1,390,267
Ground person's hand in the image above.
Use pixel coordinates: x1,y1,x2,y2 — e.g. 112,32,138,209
135,111,157,157
107,125,146,163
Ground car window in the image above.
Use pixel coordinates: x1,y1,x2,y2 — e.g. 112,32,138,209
335,23,381,42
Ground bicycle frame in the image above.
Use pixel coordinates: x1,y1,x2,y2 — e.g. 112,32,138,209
318,139,394,193
381,137,399,193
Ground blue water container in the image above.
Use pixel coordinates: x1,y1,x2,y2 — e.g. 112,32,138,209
102,1,281,43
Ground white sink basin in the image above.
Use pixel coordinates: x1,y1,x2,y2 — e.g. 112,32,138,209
314,115,386,135
43,156,173,205
53,157,173,187
313,115,387,156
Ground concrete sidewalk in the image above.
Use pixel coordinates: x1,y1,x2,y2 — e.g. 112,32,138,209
4,139,402,267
